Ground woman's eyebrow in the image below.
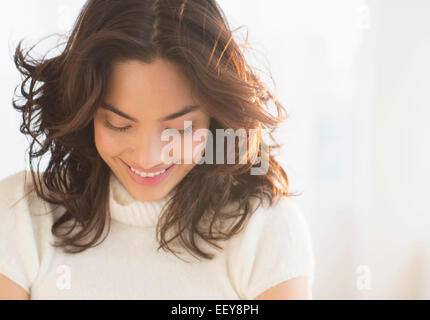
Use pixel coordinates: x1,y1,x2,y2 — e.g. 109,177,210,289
101,102,138,122
159,105,200,121
100,102,200,122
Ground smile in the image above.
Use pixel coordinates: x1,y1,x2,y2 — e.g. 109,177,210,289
121,160,174,186
130,167,167,177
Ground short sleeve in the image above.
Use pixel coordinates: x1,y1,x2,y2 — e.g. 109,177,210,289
226,196,315,300
0,170,40,294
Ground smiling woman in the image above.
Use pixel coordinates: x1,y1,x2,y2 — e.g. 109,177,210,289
93,58,211,201
0,0,315,300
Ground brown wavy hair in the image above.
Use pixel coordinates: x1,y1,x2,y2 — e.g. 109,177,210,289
12,0,297,262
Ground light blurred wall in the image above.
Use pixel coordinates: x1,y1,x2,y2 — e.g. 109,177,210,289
356,0,430,299
1,0,86,176
220,0,430,299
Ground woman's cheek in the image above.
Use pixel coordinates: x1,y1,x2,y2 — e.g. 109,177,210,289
182,133,193,164
182,132,207,165
95,124,124,157
161,134,201,165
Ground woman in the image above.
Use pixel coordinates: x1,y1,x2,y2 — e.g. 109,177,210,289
0,0,315,299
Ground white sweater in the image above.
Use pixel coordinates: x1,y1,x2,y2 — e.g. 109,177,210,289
0,170,315,300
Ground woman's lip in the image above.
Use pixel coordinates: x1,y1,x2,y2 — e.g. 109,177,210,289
120,159,173,173
123,160,174,186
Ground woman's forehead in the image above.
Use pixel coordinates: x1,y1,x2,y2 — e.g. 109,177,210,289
103,59,200,121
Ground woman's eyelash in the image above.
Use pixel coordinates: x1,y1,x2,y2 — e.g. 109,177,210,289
104,120,193,134
113,126,131,132
178,126,193,134
104,120,131,132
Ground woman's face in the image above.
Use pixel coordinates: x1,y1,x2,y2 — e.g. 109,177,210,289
93,58,211,202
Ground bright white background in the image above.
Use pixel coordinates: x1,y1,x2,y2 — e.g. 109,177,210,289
1,0,429,299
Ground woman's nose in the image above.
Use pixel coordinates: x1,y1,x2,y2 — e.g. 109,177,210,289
132,131,166,169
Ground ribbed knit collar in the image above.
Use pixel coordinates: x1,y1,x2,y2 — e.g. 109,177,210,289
108,171,173,228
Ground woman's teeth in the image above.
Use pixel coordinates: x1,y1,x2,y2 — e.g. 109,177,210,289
130,167,167,178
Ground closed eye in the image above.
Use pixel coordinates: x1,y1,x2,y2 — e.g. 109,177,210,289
104,120,193,134
104,120,131,132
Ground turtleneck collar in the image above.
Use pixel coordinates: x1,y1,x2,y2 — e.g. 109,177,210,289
108,171,174,228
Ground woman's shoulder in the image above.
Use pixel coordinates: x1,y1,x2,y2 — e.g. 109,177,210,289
0,169,57,225
240,195,311,237
0,170,34,206
0,170,55,294
221,194,314,255
223,195,315,299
